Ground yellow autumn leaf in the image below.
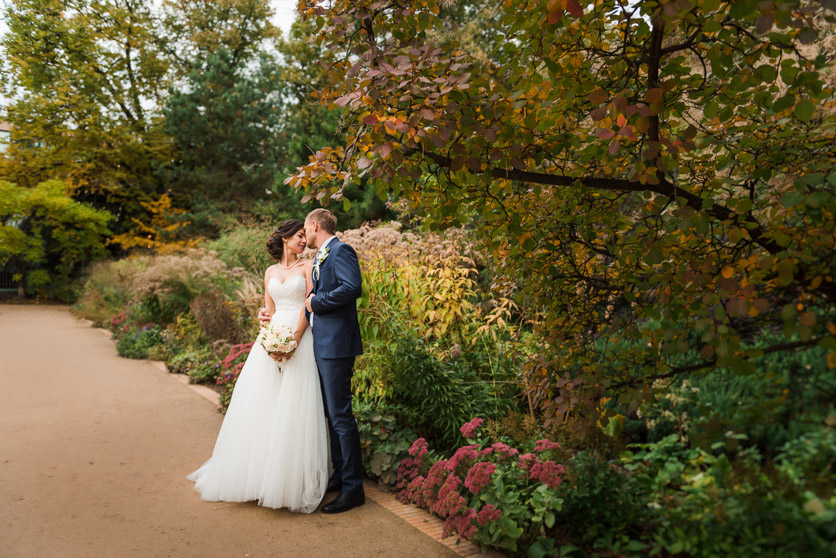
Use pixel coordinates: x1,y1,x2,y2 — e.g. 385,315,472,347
721,266,734,278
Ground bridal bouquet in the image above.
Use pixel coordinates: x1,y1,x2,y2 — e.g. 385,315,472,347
259,324,297,362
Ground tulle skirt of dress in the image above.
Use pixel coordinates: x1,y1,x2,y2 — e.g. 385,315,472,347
187,309,329,513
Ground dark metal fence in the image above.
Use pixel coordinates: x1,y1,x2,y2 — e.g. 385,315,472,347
0,268,17,292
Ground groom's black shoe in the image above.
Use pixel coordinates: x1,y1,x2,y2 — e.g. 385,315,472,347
326,477,342,493
321,488,365,514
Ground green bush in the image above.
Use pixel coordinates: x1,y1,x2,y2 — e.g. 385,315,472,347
622,434,835,557
204,225,274,273
116,325,163,359
72,256,152,326
354,399,415,485
555,451,650,548
165,347,221,383
378,329,516,451
640,332,835,454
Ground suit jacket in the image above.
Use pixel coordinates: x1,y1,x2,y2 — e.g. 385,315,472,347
307,239,364,359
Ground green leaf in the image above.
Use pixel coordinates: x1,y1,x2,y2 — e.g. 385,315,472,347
805,192,830,208
794,100,814,122
781,192,804,207
773,93,795,113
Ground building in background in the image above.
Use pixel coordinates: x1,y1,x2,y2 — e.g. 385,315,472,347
0,121,11,153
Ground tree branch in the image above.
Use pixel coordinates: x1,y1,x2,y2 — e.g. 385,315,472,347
609,338,826,390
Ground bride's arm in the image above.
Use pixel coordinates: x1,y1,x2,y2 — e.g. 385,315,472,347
263,267,276,321
293,263,314,344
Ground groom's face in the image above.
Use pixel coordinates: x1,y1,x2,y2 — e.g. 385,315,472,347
303,218,318,249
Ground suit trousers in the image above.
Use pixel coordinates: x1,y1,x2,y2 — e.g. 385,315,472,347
315,355,364,493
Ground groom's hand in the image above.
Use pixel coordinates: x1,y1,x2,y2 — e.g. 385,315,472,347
305,294,314,313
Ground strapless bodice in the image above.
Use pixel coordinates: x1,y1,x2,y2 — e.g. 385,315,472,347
268,275,306,313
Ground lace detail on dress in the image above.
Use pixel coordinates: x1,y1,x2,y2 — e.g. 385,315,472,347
268,275,306,313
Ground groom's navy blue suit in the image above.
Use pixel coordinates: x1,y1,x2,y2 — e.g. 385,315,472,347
307,238,364,494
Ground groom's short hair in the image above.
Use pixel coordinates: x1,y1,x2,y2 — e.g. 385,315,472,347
307,208,337,234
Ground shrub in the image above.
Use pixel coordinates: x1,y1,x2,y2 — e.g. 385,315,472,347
622,434,835,557
379,329,515,450
639,331,836,455
115,325,163,359
164,347,221,383
204,225,275,273
556,451,650,548
190,291,244,344
354,399,415,485
72,256,152,326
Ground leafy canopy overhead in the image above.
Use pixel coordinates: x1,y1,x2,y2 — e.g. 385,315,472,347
288,0,836,418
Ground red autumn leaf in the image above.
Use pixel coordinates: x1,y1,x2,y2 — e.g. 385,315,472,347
619,126,637,140
588,88,608,105
395,120,410,133
566,0,584,17
427,133,446,149
362,115,379,126
590,106,608,121
379,143,393,159
597,128,615,139
420,108,435,121
646,88,664,104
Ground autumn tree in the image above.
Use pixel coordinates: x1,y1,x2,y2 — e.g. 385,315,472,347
0,180,112,298
0,0,173,237
159,0,279,76
288,0,836,421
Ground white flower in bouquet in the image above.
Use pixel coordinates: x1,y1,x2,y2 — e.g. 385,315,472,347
259,324,297,360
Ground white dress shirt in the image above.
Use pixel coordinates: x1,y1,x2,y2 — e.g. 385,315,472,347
311,235,336,327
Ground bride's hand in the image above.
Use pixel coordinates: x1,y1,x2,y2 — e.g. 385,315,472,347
258,306,271,326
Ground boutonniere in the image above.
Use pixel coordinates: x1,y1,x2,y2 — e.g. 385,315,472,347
313,246,331,280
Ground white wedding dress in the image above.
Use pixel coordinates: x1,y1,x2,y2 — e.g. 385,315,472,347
187,275,329,513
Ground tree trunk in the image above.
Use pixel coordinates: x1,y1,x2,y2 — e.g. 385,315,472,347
16,262,25,299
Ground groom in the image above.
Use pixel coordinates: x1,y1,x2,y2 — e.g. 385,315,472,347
302,208,365,513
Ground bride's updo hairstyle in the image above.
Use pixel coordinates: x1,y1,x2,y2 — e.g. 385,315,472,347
266,219,304,261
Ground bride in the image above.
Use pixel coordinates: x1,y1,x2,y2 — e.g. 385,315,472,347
187,219,329,513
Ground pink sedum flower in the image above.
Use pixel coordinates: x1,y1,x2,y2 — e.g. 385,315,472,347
476,504,503,526
490,442,520,461
459,417,484,439
408,437,429,457
447,445,480,471
422,460,452,507
464,462,497,495
528,460,565,489
443,507,478,540
533,438,562,452
431,475,467,518
517,452,537,471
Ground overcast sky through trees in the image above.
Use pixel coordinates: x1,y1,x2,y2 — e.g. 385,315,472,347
0,0,301,109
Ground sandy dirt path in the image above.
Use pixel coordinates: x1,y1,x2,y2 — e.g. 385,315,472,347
0,305,456,558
